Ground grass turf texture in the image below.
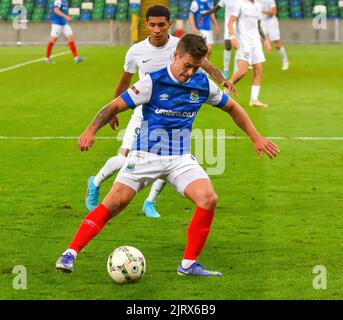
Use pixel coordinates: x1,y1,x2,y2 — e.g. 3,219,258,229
0,45,342,299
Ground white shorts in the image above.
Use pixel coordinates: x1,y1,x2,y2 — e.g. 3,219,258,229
236,42,265,65
115,151,210,196
120,106,143,150
200,30,214,45
50,24,73,38
262,20,280,42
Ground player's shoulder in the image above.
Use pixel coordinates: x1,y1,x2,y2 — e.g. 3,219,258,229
149,66,169,80
189,71,210,89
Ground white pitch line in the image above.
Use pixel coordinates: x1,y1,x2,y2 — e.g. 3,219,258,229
0,51,69,73
0,136,342,141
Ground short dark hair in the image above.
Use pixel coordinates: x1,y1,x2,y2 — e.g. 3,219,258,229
176,34,208,58
146,5,171,21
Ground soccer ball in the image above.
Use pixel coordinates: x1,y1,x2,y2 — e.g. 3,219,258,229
107,246,146,284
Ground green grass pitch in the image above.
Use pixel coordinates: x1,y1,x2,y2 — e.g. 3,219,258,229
0,44,342,300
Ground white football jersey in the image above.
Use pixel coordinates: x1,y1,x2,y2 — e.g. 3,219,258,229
124,35,180,79
258,0,278,22
218,0,239,25
232,0,263,47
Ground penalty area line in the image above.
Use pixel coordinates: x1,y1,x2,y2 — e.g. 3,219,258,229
0,51,70,73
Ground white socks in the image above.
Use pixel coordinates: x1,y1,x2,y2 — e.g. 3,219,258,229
63,249,77,257
250,85,260,102
93,154,126,187
278,46,288,64
223,49,231,73
146,179,166,202
181,259,196,269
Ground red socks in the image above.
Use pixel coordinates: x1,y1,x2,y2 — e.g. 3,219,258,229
69,204,112,253
68,41,78,58
183,207,215,260
46,41,54,58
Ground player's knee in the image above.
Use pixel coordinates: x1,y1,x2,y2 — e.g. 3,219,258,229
197,192,218,210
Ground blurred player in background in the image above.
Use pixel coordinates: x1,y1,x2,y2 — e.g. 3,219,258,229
189,0,220,60
259,0,289,70
229,0,271,108
201,0,239,79
45,0,85,64
56,34,279,275
85,5,235,218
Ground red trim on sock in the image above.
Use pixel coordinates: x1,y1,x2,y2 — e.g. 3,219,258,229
69,204,112,253
46,42,54,58
183,207,215,260
68,41,78,58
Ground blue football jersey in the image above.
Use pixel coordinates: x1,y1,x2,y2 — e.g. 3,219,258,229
121,66,229,156
190,0,214,31
52,0,68,25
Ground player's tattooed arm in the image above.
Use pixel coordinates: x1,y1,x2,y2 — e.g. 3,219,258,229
201,59,237,96
78,97,128,152
222,99,279,159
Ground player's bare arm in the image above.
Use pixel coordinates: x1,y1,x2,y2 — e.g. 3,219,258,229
228,15,239,49
211,13,221,35
108,71,134,130
201,59,237,96
222,98,279,159
258,20,272,51
78,97,128,152
201,5,220,17
54,7,72,21
188,13,199,34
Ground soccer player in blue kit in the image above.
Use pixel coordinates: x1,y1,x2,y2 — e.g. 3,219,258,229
56,34,279,276
45,0,85,64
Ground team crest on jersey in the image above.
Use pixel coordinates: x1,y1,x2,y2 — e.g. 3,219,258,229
159,93,169,101
190,90,199,103
125,163,136,172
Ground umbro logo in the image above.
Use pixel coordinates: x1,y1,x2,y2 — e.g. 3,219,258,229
142,59,152,63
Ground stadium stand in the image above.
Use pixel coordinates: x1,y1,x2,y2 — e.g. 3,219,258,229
0,0,342,22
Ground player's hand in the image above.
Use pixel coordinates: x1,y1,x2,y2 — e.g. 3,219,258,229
231,38,239,49
78,130,95,152
193,28,200,34
215,25,221,35
66,15,73,22
253,137,279,159
222,80,237,97
264,39,272,51
109,115,119,130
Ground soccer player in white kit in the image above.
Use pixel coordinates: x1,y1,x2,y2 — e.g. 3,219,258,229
201,0,239,79
85,5,236,218
56,34,279,275
259,0,289,70
228,0,271,108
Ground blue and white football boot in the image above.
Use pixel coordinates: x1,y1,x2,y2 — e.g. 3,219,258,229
142,200,160,218
55,253,75,273
177,262,222,277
